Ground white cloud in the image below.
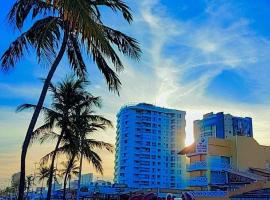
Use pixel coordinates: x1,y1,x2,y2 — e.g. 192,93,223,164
116,0,270,141
89,0,270,178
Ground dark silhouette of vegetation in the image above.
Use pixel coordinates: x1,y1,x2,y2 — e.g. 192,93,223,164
59,158,79,199
18,77,113,199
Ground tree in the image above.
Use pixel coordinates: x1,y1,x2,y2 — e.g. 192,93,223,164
0,186,15,198
69,101,114,200
1,1,141,199
36,165,50,199
25,175,34,199
11,173,20,199
18,77,112,199
59,157,79,199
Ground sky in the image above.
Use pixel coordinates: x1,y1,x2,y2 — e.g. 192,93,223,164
1,0,270,187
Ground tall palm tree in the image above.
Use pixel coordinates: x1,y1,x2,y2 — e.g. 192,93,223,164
69,102,114,200
18,77,112,199
1,1,141,198
59,157,79,199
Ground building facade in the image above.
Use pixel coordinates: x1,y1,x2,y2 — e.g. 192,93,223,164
81,173,93,187
194,112,253,142
114,103,186,189
178,112,270,199
180,127,270,192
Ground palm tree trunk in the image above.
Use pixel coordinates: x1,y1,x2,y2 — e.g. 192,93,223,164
63,156,75,200
26,187,29,200
40,180,44,200
76,152,83,200
46,132,65,200
18,31,69,200
68,178,71,199
63,174,68,200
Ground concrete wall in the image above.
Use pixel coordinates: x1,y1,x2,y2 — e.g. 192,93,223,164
231,136,270,170
208,138,232,157
207,136,270,170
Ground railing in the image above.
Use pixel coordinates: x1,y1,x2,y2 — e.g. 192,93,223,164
188,175,208,187
187,160,231,172
208,161,231,171
187,161,207,171
189,191,227,197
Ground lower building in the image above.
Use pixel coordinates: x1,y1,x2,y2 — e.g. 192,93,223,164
179,136,270,192
81,173,93,187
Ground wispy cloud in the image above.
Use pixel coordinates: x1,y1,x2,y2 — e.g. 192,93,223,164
0,83,41,100
96,0,270,146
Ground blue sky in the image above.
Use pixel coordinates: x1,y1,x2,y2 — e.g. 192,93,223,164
1,0,270,186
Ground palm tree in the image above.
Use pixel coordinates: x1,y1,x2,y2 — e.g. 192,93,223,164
36,165,50,199
25,175,34,199
1,1,141,199
69,103,114,200
43,116,113,200
18,77,112,199
59,157,79,199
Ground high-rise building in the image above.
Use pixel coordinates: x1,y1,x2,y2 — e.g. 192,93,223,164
194,112,253,141
114,103,186,189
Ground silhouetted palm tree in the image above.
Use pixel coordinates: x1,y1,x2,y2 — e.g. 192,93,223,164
1,1,141,198
18,77,100,199
59,157,79,199
69,102,114,200
36,165,50,199
25,175,34,199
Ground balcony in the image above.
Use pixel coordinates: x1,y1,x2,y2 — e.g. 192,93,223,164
208,161,231,171
187,160,231,172
188,176,208,187
187,161,207,172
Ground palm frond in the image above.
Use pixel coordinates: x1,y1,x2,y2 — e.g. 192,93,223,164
93,0,133,23
102,25,141,60
39,132,59,144
1,32,29,70
8,0,53,29
28,16,62,63
16,103,38,112
86,114,113,127
30,123,57,145
90,45,121,92
67,34,87,79
76,95,102,109
1,16,62,69
40,144,69,165
84,139,114,153
8,0,35,29
83,149,103,174
16,103,56,115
